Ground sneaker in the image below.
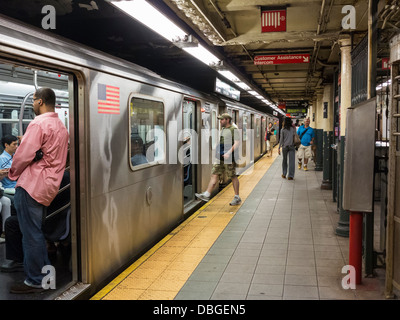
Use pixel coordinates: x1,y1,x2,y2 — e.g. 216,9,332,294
304,165,308,171
288,177,293,180
195,193,210,202
229,196,242,206
10,281,45,294
281,174,286,179
298,163,302,169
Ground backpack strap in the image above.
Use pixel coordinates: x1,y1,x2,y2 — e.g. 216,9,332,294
299,127,310,140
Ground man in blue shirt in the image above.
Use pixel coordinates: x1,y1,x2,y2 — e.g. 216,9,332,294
296,118,315,171
0,135,18,189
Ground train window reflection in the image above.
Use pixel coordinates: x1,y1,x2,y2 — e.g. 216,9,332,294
129,97,165,169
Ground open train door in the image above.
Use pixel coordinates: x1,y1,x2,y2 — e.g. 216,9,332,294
182,98,200,211
0,63,86,299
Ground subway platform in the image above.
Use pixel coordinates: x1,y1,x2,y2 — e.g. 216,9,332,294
92,150,387,300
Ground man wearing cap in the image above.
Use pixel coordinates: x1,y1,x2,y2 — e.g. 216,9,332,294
195,113,241,206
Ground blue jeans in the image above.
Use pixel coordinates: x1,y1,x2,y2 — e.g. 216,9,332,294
282,146,296,178
14,187,50,287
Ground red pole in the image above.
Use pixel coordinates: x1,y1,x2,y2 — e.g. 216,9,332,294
349,211,363,285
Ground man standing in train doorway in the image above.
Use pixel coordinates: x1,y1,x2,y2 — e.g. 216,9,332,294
8,87,69,293
195,113,241,206
297,117,315,171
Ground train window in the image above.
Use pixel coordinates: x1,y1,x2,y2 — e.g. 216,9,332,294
242,115,247,141
0,64,69,142
211,110,218,148
129,96,165,169
256,118,260,137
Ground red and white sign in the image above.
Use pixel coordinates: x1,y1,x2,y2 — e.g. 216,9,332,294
254,54,310,65
382,58,390,70
278,101,286,110
261,9,286,32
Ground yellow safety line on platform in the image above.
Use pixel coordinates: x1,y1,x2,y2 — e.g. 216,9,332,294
91,150,278,300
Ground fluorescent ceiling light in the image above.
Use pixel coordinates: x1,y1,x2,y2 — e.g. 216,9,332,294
236,82,251,91
218,70,253,92
218,70,239,82
112,0,220,66
111,1,187,42
183,45,220,65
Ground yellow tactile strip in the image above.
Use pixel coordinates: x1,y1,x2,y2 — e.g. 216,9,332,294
91,151,278,300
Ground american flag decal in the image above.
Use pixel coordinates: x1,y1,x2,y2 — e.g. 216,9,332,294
98,84,120,114
261,9,286,32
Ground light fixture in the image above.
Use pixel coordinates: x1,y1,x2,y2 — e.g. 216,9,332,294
111,1,187,42
111,1,278,115
183,45,220,65
111,0,221,66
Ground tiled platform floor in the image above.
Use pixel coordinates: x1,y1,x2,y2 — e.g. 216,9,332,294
175,156,387,300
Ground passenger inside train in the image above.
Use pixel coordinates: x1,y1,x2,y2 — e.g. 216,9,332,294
130,134,148,166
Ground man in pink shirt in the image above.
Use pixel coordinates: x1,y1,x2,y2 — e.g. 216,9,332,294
8,87,69,294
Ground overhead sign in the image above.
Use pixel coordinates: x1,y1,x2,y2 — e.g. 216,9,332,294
215,78,240,101
286,108,307,114
285,100,309,108
261,9,286,32
278,101,286,110
254,54,310,65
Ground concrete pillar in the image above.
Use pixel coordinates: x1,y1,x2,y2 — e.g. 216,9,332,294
339,36,352,136
336,35,352,237
315,90,323,129
321,84,334,189
313,91,323,171
321,84,333,131
308,103,314,127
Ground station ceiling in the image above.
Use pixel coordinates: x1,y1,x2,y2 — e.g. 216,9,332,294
0,0,398,114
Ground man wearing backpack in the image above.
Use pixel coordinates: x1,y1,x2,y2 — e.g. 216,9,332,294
297,118,315,171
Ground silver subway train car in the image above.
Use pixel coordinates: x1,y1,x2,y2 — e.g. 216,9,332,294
0,16,277,299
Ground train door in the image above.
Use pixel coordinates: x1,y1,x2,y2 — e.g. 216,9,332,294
250,114,255,163
0,63,77,299
255,115,261,160
182,99,198,206
261,116,266,154
241,112,248,168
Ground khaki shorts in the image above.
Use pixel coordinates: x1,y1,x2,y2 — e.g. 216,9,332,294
297,144,312,160
212,163,236,179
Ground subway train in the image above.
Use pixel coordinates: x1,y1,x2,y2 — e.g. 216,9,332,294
0,16,278,299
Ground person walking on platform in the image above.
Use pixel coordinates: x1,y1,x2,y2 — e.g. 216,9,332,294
296,117,315,171
195,113,241,206
278,117,296,180
265,122,275,157
8,87,69,294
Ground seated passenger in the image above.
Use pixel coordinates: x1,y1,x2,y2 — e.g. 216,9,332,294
0,185,12,243
131,134,148,166
0,167,12,241
0,135,18,192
